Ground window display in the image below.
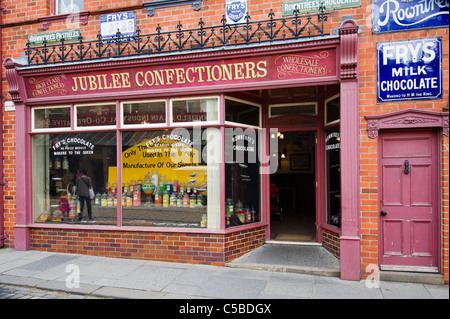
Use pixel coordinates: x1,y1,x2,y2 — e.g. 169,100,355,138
120,128,220,228
225,128,260,227
32,132,117,224
30,96,262,230
325,127,340,227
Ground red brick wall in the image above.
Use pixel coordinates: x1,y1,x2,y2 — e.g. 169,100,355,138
322,228,340,260
29,226,266,265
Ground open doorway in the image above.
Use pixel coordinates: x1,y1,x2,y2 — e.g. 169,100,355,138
270,130,316,242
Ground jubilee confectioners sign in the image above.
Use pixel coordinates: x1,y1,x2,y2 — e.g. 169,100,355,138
377,37,442,102
24,49,337,99
372,0,449,33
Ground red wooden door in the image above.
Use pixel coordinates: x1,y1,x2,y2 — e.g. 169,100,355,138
379,130,439,272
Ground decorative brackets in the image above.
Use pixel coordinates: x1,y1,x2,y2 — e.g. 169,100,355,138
143,0,202,17
339,20,358,80
365,109,449,138
3,58,25,103
38,11,90,31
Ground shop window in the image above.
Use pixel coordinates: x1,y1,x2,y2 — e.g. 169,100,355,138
225,128,260,227
122,101,166,126
325,95,339,125
75,103,116,128
32,132,117,225
171,97,219,124
324,94,340,227
120,128,221,228
325,127,340,227
225,98,260,127
269,103,317,118
56,0,84,14
33,106,71,130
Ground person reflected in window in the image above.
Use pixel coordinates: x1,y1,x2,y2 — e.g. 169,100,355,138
75,169,94,223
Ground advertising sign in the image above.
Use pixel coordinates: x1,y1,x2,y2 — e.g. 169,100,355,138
226,0,248,24
28,29,81,46
24,49,337,100
372,0,449,33
282,0,361,15
377,38,442,102
100,11,136,42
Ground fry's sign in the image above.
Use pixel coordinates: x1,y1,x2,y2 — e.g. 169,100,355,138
25,50,336,99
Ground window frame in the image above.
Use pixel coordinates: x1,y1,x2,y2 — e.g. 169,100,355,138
31,105,72,132
54,0,84,15
268,102,318,118
74,102,117,131
169,96,221,127
120,99,168,129
224,96,262,129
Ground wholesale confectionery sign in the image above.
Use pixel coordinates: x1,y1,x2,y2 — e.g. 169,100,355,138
24,49,337,99
372,0,449,33
377,37,442,102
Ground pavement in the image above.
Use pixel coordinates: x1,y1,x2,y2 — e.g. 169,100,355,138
0,244,448,303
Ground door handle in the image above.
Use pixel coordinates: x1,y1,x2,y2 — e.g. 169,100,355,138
381,210,388,216
404,160,409,174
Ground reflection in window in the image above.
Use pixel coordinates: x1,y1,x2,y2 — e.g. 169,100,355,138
225,128,260,227
120,128,220,228
122,101,166,126
33,107,71,130
269,104,317,118
225,98,260,127
56,0,84,14
325,96,339,124
76,104,116,127
32,132,117,225
325,128,340,227
172,98,218,123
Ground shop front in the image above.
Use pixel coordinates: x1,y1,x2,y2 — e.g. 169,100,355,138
4,20,361,279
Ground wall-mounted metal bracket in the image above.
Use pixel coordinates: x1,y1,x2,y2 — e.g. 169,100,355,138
143,0,202,17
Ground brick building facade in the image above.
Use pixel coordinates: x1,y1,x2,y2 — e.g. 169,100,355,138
1,0,448,283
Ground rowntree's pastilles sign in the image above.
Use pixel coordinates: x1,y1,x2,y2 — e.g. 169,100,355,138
377,38,442,102
372,0,449,33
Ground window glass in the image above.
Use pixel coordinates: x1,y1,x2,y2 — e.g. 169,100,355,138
325,96,339,124
225,128,260,227
120,128,220,228
325,127,340,227
270,104,317,117
225,98,260,127
32,132,117,225
57,0,84,14
122,101,166,126
172,98,218,123
34,107,70,130
76,104,116,127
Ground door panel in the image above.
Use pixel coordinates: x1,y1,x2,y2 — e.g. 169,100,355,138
382,165,403,206
411,220,433,257
383,220,404,256
379,130,439,271
410,163,432,206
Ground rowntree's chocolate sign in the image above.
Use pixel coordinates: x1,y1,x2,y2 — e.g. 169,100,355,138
25,49,337,99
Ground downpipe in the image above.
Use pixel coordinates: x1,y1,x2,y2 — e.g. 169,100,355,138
0,1,7,248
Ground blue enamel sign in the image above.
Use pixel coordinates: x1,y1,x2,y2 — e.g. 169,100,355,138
100,11,136,42
372,0,449,33
377,38,442,102
226,0,248,24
